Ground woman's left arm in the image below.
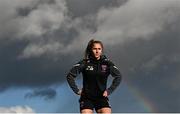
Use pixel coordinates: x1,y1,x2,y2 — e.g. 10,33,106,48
106,61,122,95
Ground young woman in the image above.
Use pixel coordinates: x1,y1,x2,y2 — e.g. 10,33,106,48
67,39,122,114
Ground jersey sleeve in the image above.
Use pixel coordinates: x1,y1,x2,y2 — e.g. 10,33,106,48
107,60,122,95
66,60,84,95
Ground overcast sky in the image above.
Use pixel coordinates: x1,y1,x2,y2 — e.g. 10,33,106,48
0,0,180,113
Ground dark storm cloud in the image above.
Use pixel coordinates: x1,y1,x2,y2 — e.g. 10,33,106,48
0,0,125,92
66,0,127,17
0,38,80,88
0,0,71,93
0,0,127,90
103,16,180,112
25,88,56,100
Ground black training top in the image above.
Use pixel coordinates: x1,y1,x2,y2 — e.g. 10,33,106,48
67,55,122,98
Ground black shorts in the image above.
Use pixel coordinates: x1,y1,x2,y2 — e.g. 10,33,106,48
79,95,111,111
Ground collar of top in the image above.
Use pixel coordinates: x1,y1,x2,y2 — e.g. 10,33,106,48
88,55,107,63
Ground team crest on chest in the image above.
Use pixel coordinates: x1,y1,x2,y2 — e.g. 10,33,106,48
86,66,94,71
101,65,107,72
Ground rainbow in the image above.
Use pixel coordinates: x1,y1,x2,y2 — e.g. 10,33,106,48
126,82,158,112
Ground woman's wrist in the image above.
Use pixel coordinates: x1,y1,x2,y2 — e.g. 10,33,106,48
77,89,82,95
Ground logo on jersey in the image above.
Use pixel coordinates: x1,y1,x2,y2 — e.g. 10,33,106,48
101,65,107,72
86,66,94,71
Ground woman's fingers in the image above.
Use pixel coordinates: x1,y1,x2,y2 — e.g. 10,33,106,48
103,90,108,97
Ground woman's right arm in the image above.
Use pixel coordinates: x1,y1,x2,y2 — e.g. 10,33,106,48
66,60,84,95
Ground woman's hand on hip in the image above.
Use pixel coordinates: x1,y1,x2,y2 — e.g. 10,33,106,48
77,89,82,95
103,90,108,97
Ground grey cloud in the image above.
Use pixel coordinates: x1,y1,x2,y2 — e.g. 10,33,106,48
66,0,127,18
0,86,8,93
105,27,180,112
0,0,129,60
25,88,56,100
0,0,90,92
0,0,119,91
0,106,35,113
16,0,67,38
0,0,126,59
0,0,71,58
0,0,38,38
94,0,180,45
0,38,79,91
19,0,128,59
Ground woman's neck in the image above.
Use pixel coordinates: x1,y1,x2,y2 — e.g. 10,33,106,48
89,55,101,61
96,57,101,60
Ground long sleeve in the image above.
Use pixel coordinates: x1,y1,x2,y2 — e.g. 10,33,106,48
66,60,84,95
107,61,122,95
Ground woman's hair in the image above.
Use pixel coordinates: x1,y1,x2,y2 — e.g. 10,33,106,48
84,39,104,60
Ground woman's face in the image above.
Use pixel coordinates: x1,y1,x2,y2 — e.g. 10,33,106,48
92,43,103,60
